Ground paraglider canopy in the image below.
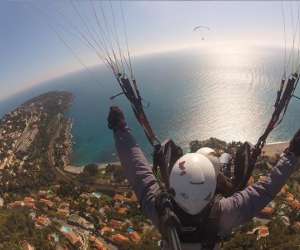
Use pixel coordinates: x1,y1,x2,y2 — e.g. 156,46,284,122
193,25,210,40
193,25,210,31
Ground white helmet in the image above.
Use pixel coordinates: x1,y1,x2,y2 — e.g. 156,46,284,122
169,153,217,215
196,147,216,156
196,147,220,175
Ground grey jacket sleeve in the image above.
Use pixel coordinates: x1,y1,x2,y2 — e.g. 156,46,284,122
113,128,161,227
218,153,299,236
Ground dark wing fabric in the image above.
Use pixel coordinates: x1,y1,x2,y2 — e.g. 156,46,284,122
233,142,252,191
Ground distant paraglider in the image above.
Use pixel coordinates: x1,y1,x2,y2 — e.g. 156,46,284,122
193,25,210,40
193,25,210,31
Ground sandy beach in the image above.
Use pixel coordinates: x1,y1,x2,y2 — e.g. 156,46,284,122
262,142,289,157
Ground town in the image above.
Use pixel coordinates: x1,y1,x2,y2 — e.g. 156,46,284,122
0,91,74,190
0,92,299,249
0,92,159,250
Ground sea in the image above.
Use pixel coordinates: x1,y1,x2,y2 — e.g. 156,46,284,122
1,45,300,166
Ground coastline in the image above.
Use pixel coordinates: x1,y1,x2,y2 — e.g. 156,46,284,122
64,141,290,175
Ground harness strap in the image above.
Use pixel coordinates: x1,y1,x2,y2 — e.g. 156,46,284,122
173,195,224,249
156,191,182,250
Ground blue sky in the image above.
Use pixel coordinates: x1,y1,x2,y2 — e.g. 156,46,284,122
0,1,297,100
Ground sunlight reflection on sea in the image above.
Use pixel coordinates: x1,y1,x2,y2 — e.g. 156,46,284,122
1,45,299,165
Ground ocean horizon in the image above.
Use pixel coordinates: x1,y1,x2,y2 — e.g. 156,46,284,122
1,46,300,166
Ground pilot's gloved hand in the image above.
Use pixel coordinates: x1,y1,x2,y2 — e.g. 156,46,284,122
107,106,127,132
288,128,300,157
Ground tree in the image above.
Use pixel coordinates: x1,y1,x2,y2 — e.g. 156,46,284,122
83,164,98,176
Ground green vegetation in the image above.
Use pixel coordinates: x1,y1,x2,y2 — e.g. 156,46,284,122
0,209,53,250
190,137,243,155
